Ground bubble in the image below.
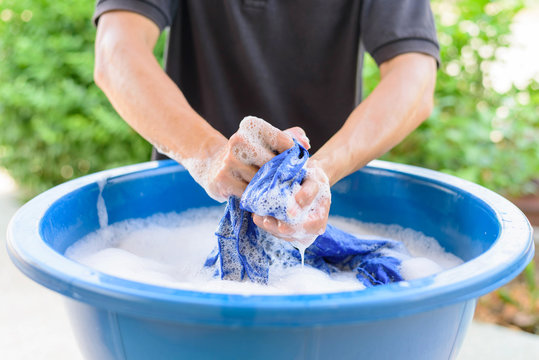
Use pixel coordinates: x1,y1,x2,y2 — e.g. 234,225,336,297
21,9,32,22
1,9,13,22
67,208,462,295
61,165,74,179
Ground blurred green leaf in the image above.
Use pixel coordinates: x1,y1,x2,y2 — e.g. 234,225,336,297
366,0,539,197
497,288,520,307
0,0,162,197
0,0,537,198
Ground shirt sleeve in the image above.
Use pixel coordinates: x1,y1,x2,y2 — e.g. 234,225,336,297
93,0,178,31
360,0,440,66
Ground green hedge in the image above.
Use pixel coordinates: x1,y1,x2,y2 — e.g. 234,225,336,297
377,0,539,196
0,1,153,198
0,0,537,198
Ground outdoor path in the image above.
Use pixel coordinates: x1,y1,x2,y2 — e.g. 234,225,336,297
1,169,538,359
0,170,82,360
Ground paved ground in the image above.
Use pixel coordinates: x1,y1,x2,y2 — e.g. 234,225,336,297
1,169,538,359
0,170,81,360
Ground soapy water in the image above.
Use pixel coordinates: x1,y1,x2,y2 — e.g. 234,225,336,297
96,179,108,228
66,207,463,295
151,116,332,259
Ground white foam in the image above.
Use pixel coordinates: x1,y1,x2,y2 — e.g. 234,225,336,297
285,163,331,249
329,217,464,272
181,156,226,202
151,140,228,203
96,179,108,228
152,116,290,203
237,116,279,159
66,208,463,295
400,257,443,280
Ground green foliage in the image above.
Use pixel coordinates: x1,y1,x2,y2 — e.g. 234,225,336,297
367,0,539,196
0,0,537,197
524,261,538,304
0,0,155,198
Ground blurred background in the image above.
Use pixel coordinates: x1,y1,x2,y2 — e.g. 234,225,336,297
0,0,537,339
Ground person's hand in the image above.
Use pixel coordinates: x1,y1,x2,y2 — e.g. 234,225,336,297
182,116,308,202
252,158,331,246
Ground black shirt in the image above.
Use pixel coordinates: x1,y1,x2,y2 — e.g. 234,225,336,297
94,0,439,153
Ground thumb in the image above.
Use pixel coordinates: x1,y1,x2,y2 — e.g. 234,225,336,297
284,127,311,150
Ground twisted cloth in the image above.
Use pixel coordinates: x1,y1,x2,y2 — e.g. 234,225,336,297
204,142,409,287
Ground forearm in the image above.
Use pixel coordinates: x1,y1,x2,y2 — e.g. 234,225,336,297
313,53,436,185
94,12,226,162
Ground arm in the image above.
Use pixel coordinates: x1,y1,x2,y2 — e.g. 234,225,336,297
94,11,299,202
94,11,225,166
258,53,437,240
314,53,436,184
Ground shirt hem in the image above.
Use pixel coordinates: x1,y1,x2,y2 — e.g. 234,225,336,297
370,38,441,68
93,0,170,31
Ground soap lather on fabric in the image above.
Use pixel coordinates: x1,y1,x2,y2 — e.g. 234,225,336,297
205,141,410,287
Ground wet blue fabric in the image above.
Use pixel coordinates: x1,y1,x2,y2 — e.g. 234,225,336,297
204,197,270,284
206,142,408,287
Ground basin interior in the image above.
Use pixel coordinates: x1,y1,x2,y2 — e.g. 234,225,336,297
40,163,501,266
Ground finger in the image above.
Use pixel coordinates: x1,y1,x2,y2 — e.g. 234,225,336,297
287,126,306,138
227,154,259,183
239,116,285,149
238,117,294,161
271,131,295,154
284,127,311,150
222,145,263,181
302,218,326,236
249,145,276,167
253,214,296,238
213,168,248,198
220,180,248,199
230,133,276,167
276,220,295,236
237,164,259,183
253,214,278,237
261,216,278,234
303,197,331,234
295,179,319,208
252,214,265,228
226,176,249,198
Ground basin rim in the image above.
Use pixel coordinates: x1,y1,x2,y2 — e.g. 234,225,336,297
7,160,534,326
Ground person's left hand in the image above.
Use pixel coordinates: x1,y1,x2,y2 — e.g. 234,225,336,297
252,158,331,245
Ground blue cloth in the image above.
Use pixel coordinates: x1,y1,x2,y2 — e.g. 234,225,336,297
204,197,270,284
205,142,408,287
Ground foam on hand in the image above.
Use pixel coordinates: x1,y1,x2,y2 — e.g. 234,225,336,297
180,156,226,202
151,116,289,203
236,116,278,159
151,138,227,203
66,208,463,295
287,164,331,250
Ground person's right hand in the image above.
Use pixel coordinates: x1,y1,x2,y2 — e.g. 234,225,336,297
182,116,309,202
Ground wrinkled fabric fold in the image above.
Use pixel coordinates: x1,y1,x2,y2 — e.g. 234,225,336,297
205,142,409,287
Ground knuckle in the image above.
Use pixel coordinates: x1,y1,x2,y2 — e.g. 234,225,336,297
223,154,236,168
252,215,262,226
229,133,245,148
278,132,294,146
214,170,227,183
240,116,257,129
277,221,292,234
231,169,243,181
305,220,323,234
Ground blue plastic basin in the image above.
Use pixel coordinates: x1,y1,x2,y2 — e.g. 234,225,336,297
7,160,534,360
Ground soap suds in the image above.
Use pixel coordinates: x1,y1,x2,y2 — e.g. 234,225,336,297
152,116,291,203
66,208,463,295
96,179,108,228
286,163,331,251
